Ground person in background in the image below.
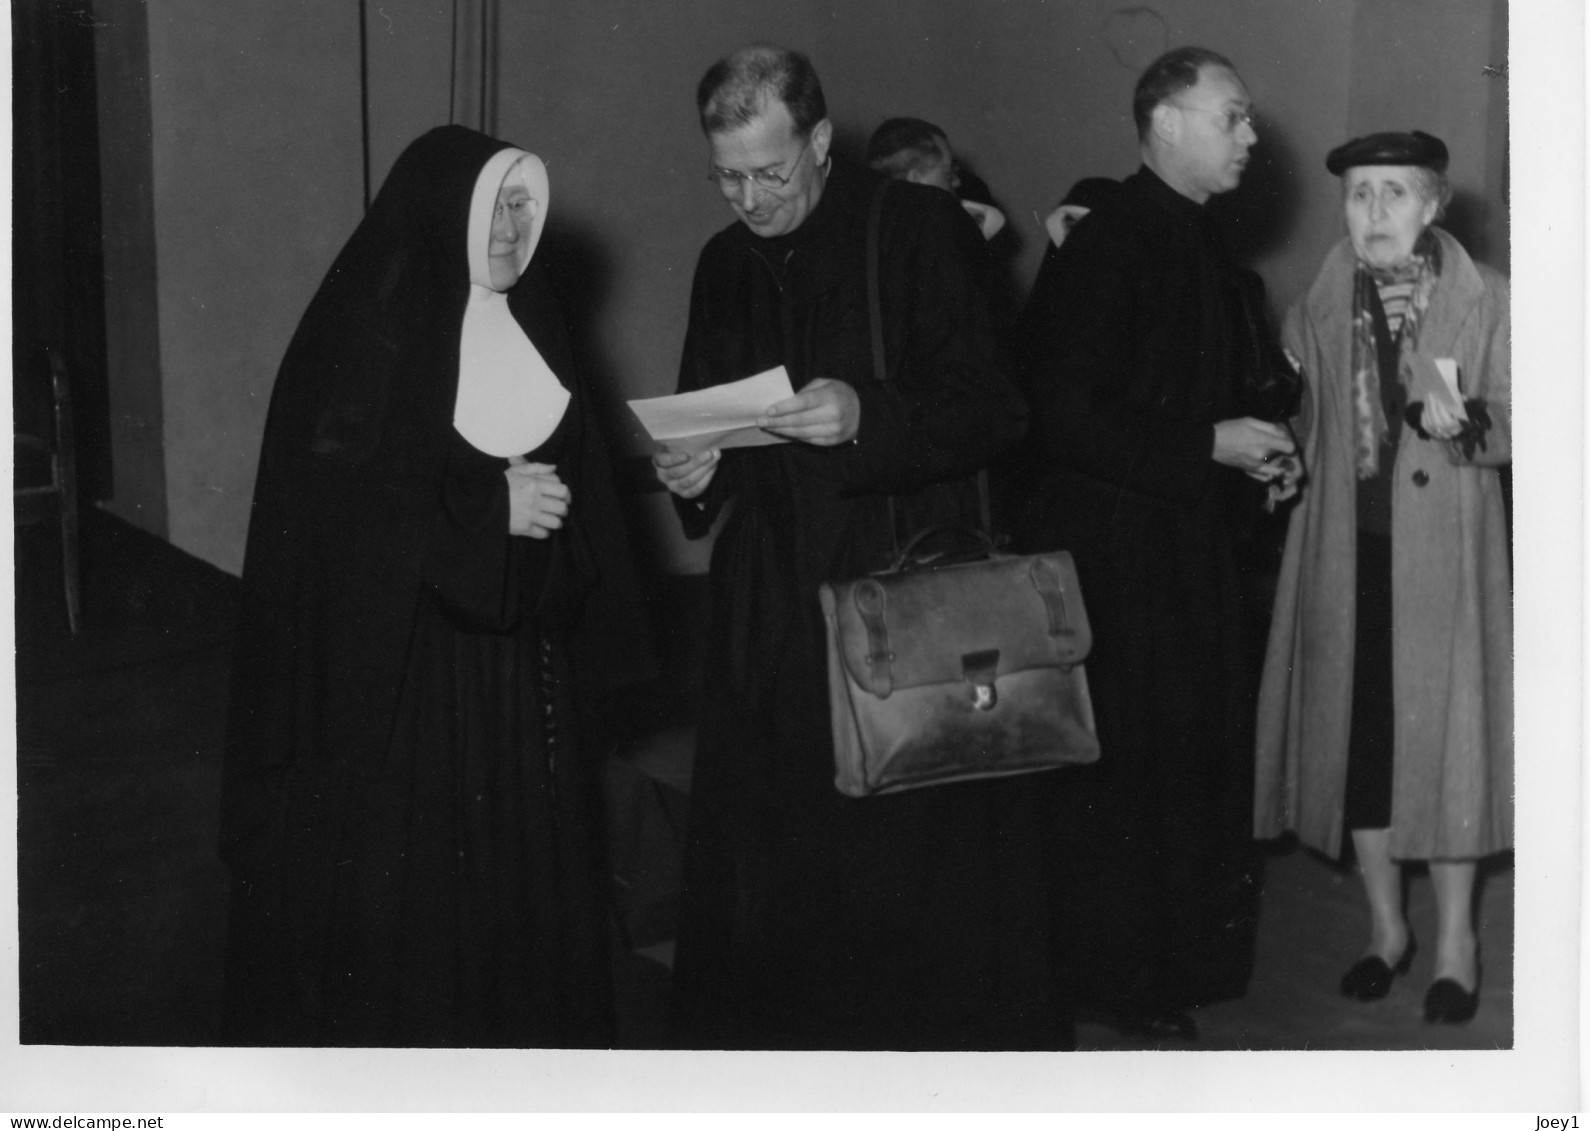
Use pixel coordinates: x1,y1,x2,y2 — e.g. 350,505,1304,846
1254,131,1510,1026
220,125,649,1047
868,116,1019,335
1014,46,1295,1041
655,45,1064,1051
867,116,1007,240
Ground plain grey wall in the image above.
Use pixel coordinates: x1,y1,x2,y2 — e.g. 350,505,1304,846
95,0,1508,576
95,0,366,571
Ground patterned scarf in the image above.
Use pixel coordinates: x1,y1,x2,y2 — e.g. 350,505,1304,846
1348,230,1441,477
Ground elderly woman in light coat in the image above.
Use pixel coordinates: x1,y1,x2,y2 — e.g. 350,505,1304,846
1254,131,1510,1026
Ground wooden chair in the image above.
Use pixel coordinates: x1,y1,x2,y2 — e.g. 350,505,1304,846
15,343,82,634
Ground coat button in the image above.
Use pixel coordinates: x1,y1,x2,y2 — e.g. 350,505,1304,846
1412,469,1429,487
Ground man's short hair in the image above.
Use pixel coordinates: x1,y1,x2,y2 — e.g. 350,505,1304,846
1132,46,1237,141
697,44,827,139
866,117,947,178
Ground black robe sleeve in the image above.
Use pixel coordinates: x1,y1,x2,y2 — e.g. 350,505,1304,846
670,263,744,541
838,185,1026,496
418,427,550,633
1016,191,1218,504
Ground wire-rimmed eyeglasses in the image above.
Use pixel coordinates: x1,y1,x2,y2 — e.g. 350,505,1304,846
707,135,813,192
1172,104,1256,134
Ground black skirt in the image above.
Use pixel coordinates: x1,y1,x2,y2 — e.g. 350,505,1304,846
1344,531,1394,829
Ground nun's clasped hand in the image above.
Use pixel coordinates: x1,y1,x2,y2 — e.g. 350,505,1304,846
505,460,569,538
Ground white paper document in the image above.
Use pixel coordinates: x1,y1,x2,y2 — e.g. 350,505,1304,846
628,366,796,454
1434,357,1468,422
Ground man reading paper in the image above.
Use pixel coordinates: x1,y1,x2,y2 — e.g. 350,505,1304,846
629,366,796,454
651,45,1063,1051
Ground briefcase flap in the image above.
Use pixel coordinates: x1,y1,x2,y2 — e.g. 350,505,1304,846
819,551,1091,699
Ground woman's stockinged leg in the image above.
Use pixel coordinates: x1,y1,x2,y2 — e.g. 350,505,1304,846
1429,859,1479,990
1351,827,1410,962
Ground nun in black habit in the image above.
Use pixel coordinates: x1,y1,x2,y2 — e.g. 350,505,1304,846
219,126,648,1047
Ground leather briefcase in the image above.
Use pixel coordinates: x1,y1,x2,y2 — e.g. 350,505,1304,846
820,530,1100,798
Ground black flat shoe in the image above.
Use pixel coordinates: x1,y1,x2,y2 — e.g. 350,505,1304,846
1339,937,1416,1001
1120,1009,1199,1042
1423,972,1480,1024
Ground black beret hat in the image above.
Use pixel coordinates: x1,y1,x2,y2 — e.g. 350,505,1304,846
1061,177,1119,212
1325,130,1449,176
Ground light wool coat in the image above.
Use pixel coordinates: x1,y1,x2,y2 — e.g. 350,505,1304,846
1254,228,1512,860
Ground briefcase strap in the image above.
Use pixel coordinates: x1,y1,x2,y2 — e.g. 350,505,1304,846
866,180,890,409
865,179,992,558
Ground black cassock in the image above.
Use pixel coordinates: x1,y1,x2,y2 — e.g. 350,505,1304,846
1013,165,1275,1019
667,164,1069,1051
219,126,648,1047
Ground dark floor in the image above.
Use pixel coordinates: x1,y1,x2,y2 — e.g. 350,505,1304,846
13,508,1513,1051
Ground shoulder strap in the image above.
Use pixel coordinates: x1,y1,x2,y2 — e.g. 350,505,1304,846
867,179,889,386
866,180,901,555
